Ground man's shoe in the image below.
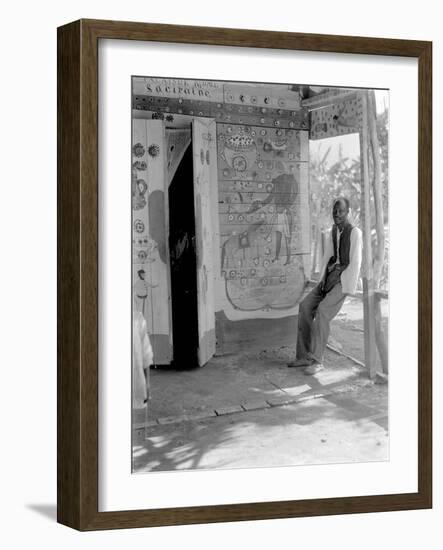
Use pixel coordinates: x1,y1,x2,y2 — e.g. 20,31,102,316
304,363,325,375
288,357,313,368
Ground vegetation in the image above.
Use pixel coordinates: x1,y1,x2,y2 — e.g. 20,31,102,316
309,100,389,290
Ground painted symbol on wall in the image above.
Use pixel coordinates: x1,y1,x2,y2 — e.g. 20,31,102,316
232,156,247,172
134,219,145,233
239,231,250,249
137,250,148,262
220,130,257,174
133,161,147,171
135,236,150,247
132,177,148,211
133,143,145,157
148,144,160,157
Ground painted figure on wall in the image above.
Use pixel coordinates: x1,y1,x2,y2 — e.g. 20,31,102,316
217,123,308,312
133,268,158,320
246,172,298,265
221,171,298,269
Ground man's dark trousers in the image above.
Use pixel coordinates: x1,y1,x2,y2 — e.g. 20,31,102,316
296,280,347,363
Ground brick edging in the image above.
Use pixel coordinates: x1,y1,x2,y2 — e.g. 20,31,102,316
133,379,375,431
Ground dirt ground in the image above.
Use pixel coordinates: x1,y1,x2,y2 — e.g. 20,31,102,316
330,296,388,365
133,385,388,473
132,297,389,473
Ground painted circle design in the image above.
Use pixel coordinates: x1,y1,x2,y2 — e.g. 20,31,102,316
148,144,160,157
133,161,147,170
133,143,145,157
136,179,148,195
134,219,145,233
232,156,247,172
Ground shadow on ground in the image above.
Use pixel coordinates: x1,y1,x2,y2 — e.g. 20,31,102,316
133,378,388,472
132,298,388,473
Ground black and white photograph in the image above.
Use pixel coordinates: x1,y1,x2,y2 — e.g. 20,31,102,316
2,0,437,542
131,77,389,473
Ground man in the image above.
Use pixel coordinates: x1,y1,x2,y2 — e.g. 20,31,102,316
288,197,362,374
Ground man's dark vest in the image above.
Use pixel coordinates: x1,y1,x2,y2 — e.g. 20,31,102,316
328,222,354,268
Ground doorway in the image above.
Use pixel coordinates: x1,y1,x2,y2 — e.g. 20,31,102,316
168,143,199,367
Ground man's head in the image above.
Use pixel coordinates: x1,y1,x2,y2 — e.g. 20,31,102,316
332,197,350,229
138,269,145,280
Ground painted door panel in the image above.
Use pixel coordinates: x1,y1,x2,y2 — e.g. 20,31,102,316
192,118,217,366
132,119,173,364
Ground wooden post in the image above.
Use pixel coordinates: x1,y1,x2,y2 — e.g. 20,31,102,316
367,90,386,288
359,91,377,379
374,292,389,374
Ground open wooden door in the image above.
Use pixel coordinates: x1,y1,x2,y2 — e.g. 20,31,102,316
132,118,173,364
192,118,217,366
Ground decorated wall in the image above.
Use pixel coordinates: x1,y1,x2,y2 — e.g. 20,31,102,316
216,123,310,314
132,77,312,355
308,91,363,140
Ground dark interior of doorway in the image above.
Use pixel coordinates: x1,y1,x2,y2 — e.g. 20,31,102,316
168,143,199,368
